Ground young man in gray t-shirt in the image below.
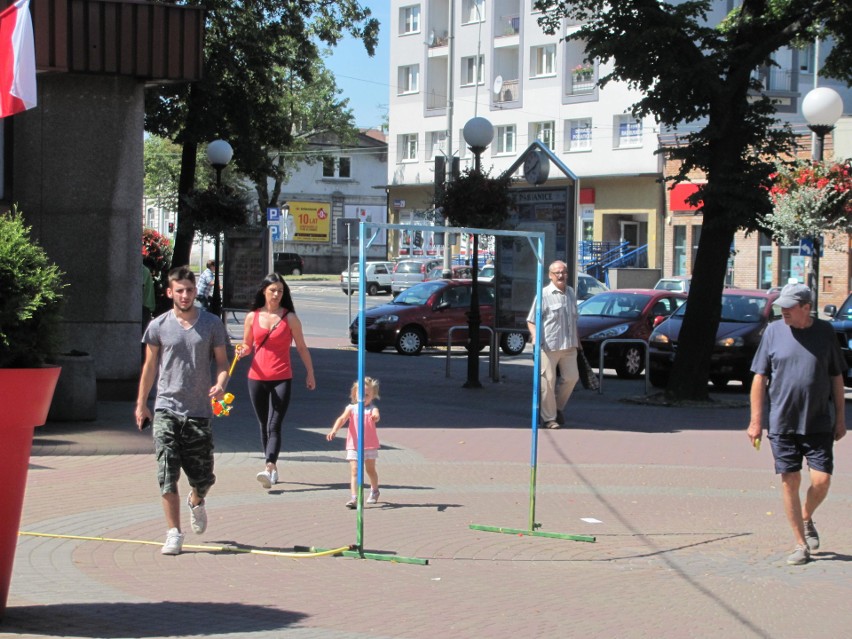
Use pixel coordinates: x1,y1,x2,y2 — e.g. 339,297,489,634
136,266,229,555
748,283,847,566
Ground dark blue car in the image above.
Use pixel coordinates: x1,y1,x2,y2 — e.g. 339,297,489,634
823,294,852,380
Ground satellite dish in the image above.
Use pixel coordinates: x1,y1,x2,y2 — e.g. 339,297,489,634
492,75,504,95
427,29,435,46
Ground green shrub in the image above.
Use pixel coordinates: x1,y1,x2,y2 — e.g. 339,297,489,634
0,208,66,367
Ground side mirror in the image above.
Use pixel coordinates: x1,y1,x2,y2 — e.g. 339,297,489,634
435,301,451,311
824,304,837,318
653,315,667,328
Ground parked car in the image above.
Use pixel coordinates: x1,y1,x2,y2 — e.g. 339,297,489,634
578,289,687,378
648,289,781,388
349,279,527,356
391,258,443,294
823,293,852,377
653,276,691,293
478,264,495,283
424,264,472,281
273,252,304,276
340,261,394,296
576,273,609,302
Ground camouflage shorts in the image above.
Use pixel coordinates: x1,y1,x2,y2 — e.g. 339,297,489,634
153,410,216,497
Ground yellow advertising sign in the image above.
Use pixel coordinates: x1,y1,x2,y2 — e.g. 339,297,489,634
289,201,331,242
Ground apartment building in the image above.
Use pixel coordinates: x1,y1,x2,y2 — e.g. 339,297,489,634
388,0,664,271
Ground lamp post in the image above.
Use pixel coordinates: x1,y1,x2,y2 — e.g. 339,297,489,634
206,139,233,317
462,116,494,389
802,87,843,313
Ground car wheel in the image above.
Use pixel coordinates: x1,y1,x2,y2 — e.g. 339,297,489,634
649,369,669,388
367,282,379,296
615,345,644,379
395,327,425,355
365,344,385,353
501,331,526,356
343,289,355,295
291,268,301,276
710,375,730,388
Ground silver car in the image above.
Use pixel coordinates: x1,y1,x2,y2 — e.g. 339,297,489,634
391,258,443,294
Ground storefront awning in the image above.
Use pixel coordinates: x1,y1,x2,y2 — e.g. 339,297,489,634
669,183,702,211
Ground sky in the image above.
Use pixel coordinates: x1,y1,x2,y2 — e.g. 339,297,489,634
324,2,391,131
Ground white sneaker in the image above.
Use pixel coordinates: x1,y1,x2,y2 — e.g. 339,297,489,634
161,528,184,555
366,489,381,504
270,469,279,485
256,470,272,489
187,494,207,534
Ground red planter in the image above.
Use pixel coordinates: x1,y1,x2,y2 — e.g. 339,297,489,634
0,367,60,621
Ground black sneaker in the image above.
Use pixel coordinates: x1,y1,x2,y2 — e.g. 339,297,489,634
804,519,820,551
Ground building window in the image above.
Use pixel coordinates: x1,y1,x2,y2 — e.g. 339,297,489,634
614,115,642,148
691,225,702,267
322,156,351,179
458,128,468,159
672,226,687,276
398,65,419,94
531,121,555,150
780,243,805,286
798,43,814,73
400,5,420,35
759,232,773,289
427,131,447,160
399,134,418,162
531,45,556,78
565,118,592,152
495,125,516,155
461,55,484,86
461,0,484,24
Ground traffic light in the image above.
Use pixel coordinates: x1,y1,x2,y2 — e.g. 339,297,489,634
168,222,174,233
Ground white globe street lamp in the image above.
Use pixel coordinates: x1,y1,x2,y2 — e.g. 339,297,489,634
802,87,843,162
801,87,844,313
205,139,233,316
460,116,494,389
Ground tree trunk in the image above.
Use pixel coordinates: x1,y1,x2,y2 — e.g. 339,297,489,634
665,219,735,401
172,140,198,268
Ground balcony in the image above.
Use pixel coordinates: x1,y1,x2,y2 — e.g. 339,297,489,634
494,78,519,103
496,14,519,37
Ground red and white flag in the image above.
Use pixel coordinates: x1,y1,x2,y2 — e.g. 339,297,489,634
0,0,36,118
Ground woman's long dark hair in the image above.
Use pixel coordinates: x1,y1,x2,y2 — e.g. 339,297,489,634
251,273,295,313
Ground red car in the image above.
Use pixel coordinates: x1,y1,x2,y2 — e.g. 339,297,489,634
577,289,687,378
350,279,527,356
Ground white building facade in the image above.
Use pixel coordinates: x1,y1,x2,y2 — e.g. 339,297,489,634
388,0,665,271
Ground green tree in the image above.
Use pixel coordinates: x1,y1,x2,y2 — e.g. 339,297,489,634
145,0,379,267
535,0,852,401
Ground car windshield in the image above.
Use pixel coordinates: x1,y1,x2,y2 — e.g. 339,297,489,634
578,292,651,318
720,295,767,322
396,261,425,274
655,279,686,291
836,295,852,318
392,281,444,305
670,295,767,322
480,266,494,277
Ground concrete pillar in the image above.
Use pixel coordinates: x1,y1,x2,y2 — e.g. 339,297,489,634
12,74,144,397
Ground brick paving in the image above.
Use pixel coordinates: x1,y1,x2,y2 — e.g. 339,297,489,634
3,341,852,639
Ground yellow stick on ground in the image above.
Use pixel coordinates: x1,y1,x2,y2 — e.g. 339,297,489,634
19,531,350,558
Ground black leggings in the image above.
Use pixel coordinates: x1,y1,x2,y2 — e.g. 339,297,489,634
247,378,292,465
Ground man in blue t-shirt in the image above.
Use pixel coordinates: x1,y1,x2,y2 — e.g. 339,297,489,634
748,283,847,565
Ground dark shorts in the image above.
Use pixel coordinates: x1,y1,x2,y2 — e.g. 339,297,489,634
153,410,216,497
767,432,835,475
